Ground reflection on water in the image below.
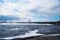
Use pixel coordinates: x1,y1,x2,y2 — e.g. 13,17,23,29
0,24,60,39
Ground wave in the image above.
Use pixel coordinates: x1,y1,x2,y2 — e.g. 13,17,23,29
0,30,43,39
0,30,60,40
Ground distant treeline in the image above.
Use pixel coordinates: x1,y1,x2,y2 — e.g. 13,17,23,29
17,21,60,25
0,20,60,25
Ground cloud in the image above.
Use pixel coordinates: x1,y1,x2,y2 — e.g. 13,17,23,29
30,0,60,21
0,0,60,21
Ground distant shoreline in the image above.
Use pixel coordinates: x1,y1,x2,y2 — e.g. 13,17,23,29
0,21,60,25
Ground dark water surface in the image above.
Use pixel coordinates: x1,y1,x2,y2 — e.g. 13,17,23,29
0,24,60,39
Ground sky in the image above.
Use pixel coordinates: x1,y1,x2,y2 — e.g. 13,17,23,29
0,0,60,22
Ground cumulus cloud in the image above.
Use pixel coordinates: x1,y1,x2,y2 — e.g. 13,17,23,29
0,0,60,21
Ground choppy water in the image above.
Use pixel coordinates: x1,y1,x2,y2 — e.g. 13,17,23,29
0,24,60,40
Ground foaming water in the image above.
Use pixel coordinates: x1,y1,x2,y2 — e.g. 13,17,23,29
0,23,60,40
0,30,60,40
0,30,43,39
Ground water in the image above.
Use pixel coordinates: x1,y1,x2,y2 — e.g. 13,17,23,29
0,24,60,40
